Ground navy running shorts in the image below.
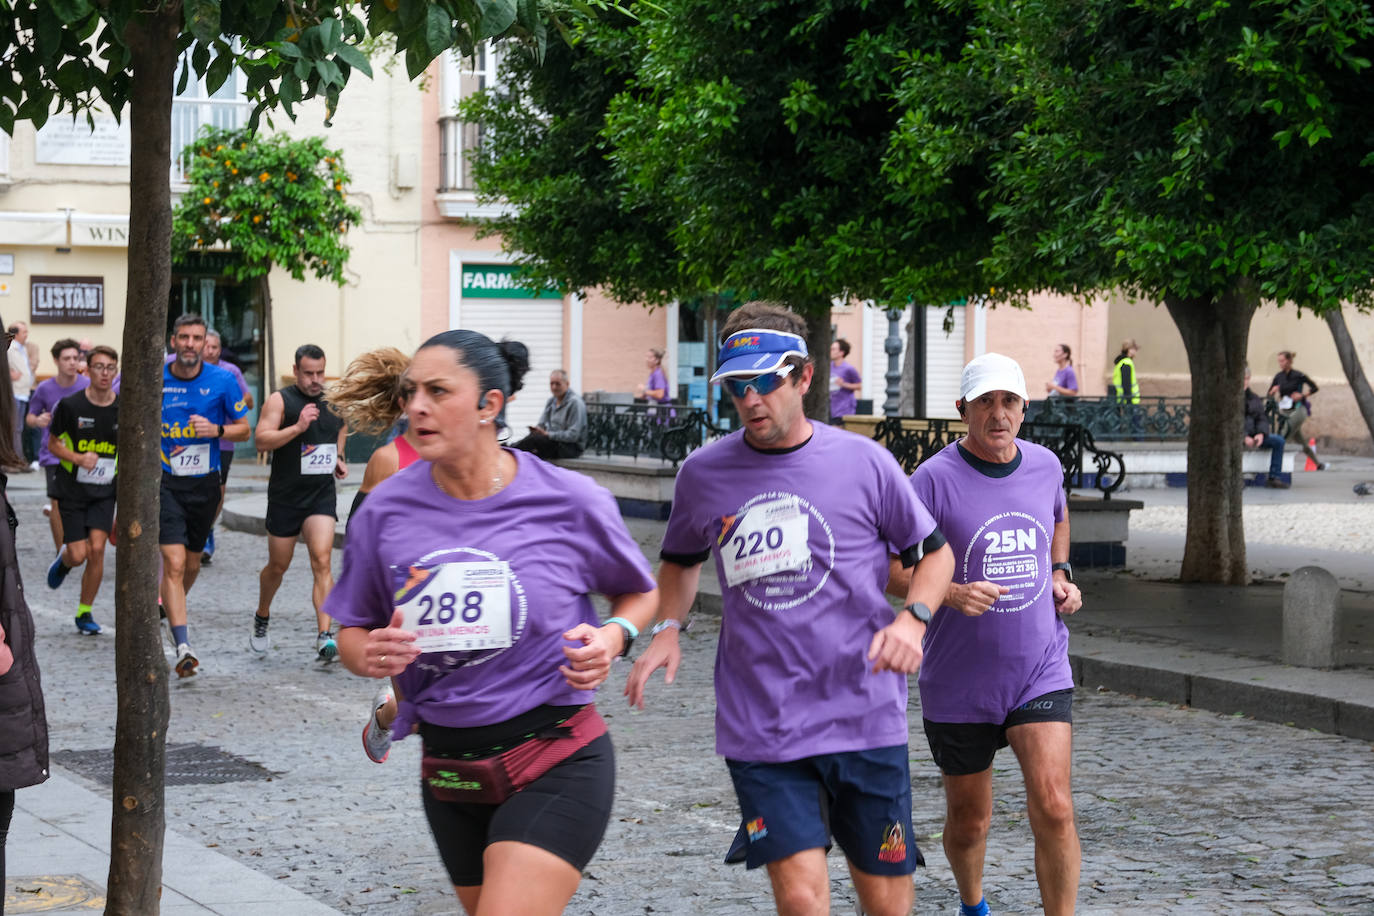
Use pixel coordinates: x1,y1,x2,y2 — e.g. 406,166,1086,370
724,745,922,875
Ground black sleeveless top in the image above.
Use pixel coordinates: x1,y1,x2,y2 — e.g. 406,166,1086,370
267,385,345,507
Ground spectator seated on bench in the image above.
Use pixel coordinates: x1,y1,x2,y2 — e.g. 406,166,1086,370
512,369,587,461
1245,367,1287,489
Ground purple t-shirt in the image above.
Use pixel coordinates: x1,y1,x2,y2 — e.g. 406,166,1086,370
324,449,655,735
909,440,1072,723
29,375,91,466
661,422,938,762
1051,365,1078,396
829,361,862,418
646,367,672,404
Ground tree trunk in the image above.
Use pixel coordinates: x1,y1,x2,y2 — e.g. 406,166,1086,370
1324,308,1374,446
261,275,277,394
109,7,181,913
799,305,832,423
1164,286,1259,585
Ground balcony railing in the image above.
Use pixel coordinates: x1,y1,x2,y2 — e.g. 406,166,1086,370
438,115,485,192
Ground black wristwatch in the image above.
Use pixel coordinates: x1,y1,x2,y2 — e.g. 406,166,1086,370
216,423,224,438
1051,562,1074,583
903,602,933,625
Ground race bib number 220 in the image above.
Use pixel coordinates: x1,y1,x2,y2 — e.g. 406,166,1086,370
722,497,810,587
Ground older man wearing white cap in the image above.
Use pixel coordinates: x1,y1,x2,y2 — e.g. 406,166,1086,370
626,300,955,916
891,352,1083,916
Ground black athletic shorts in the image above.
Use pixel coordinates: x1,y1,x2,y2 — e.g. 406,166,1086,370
924,688,1075,776
420,732,615,887
218,449,235,486
44,464,60,500
59,494,116,543
264,489,338,539
159,474,221,552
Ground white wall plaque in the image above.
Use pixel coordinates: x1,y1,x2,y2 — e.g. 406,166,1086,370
35,115,131,167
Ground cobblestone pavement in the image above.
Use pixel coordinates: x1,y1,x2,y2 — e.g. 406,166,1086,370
13,486,1374,915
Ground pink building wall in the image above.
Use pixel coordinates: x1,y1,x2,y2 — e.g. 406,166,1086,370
980,293,1111,397
581,291,669,394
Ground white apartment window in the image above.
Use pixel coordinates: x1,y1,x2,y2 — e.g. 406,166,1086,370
171,49,253,183
439,42,500,192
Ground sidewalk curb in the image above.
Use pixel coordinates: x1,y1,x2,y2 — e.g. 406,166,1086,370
1070,634,1374,740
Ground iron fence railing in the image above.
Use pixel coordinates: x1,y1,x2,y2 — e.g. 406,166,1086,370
583,402,732,466
872,416,1125,499
1025,396,1191,440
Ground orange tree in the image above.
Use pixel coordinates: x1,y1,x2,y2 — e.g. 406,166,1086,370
172,127,361,389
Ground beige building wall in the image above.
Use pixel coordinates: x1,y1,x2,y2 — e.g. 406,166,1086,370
1107,295,1374,453
261,69,427,380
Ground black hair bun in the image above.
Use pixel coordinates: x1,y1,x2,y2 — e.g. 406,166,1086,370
499,339,530,395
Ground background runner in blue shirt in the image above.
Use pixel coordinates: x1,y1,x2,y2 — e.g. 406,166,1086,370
159,313,250,678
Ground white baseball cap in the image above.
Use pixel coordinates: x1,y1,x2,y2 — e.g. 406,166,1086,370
960,352,1028,402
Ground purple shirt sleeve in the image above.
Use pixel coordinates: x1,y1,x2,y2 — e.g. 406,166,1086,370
323,501,392,630
874,448,937,556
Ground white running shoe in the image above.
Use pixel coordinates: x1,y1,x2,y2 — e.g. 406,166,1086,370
174,643,200,678
249,615,271,653
362,683,394,764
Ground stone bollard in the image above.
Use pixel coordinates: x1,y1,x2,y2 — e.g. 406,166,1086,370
1283,566,1341,668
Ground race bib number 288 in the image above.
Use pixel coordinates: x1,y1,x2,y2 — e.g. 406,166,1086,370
397,561,513,652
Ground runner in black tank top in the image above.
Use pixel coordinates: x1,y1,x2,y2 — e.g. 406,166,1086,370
251,346,349,661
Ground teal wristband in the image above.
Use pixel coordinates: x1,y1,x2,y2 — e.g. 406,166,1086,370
604,616,638,657
603,616,639,639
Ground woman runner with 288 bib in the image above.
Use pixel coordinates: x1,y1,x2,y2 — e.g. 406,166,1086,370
326,330,658,915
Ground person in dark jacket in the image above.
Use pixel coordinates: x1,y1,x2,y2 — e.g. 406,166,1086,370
1244,367,1288,489
0,319,50,899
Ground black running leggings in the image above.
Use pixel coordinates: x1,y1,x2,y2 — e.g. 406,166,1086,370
1,788,14,916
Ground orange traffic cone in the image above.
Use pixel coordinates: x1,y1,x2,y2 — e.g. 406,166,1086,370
1304,439,1318,471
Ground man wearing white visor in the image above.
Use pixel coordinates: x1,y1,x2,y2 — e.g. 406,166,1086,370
626,301,954,916
893,352,1083,916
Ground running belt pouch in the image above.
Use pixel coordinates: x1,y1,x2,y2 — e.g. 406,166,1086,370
422,704,607,805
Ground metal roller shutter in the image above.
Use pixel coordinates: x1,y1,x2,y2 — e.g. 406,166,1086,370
454,299,565,436
924,305,966,419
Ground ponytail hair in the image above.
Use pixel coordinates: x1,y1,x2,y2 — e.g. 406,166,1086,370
419,330,530,428
1059,343,1073,365
325,347,411,436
